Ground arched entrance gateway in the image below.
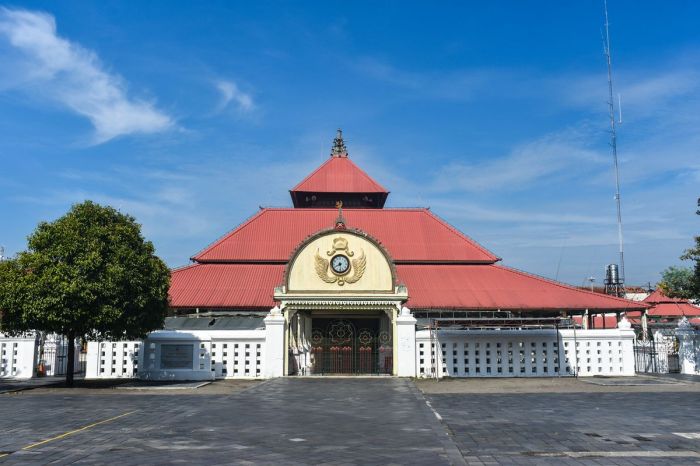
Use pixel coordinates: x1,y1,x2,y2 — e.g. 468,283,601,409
274,216,410,375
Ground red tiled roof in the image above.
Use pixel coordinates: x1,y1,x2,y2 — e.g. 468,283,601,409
291,156,388,194
193,208,499,263
644,289,688,304
647,302,700,317
396,264,646,311
170,262,647,311
170,264,284,309
637,289,700,317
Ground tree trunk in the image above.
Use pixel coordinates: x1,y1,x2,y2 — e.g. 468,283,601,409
66,331,75,387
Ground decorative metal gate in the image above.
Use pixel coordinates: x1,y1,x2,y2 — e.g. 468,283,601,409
634,338,680,374
310,319,392,375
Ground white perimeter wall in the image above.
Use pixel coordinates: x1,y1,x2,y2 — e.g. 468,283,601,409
0,334,38,379
416,328,635,378
86,329,266,381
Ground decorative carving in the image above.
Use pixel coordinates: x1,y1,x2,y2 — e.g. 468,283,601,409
314,237,366,286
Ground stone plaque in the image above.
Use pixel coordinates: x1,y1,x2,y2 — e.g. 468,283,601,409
160,344,193,369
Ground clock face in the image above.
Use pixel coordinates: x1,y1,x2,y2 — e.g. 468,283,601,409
330,254,350,275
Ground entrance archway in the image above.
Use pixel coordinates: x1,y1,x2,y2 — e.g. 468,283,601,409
309,316,393,375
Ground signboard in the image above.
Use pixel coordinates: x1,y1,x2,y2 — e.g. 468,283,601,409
160,344,194,369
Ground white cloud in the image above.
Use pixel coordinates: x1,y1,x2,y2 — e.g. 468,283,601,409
215,79,254,112
0,8,172,143
429,127,607,193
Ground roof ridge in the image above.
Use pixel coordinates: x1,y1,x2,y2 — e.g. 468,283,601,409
170,263,200,273
191,209,268,261
290,156,388,193
495,264,648,308
290,157,334,192
423,209,500,263
261,207,429,212
343,157,389,193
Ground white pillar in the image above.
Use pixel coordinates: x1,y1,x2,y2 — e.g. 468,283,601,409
396,306,417,377
617,317,636,376
86,341,100,378
676,318,699,375
264,306,286,378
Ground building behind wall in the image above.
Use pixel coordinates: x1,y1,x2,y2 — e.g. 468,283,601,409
142,130,645,380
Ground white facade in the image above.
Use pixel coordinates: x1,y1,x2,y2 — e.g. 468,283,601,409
86,328,268,381
416,326,635,379
1,333,81,379
676,318,700,375
0,334,38,379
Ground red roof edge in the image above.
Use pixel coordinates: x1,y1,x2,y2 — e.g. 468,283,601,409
290,156,389,194
496,264,649,310
424,209,501,263
190,209,267,261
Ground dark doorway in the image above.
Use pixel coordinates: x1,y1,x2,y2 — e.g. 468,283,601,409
310,318,392,375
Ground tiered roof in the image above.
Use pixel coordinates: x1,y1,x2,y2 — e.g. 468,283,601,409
170,131,646,312
643,290,700,317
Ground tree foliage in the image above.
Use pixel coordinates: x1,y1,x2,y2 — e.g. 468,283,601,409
658,266,695,299
0,201,170,385
680,235,700,299
674,199,700,299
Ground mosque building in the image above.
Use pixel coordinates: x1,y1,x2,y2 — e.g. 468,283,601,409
163,130,645,378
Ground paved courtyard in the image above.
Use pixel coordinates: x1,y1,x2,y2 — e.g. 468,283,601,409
1,377,700,465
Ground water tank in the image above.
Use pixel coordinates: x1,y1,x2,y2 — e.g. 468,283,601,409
604,264,620,285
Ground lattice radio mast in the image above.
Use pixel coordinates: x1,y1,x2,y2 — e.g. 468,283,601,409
603,0,625,293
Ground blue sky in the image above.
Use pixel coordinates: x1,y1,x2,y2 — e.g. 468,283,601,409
0,1,698,287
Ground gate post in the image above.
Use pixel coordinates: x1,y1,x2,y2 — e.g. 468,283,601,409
676,318,699,375
396,307,417,377
264,306,286,378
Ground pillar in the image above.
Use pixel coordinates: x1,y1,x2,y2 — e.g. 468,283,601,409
264,306,286,378
641,309,649,341
676,317,699,375
396,306,417,377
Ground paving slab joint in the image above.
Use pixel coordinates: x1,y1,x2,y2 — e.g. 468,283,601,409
406,379,467,466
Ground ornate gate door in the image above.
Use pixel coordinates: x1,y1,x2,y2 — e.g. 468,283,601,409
310,318,392,375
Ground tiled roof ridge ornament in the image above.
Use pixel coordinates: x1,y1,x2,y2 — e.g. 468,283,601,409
330,128,348,158
335,200,346,230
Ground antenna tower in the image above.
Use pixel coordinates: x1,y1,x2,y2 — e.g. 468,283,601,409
603,0,625,293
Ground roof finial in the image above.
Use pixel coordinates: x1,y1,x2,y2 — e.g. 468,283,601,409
335,200,346,229
330,128,348,158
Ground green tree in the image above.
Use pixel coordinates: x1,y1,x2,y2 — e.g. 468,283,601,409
658,266,695,299
677,197,700,299
0,201,170,386
681,236,700,299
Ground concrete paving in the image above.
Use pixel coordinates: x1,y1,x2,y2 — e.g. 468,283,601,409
0,378,454,465
0,377,64,394
1,377,700,465
424,386,700,465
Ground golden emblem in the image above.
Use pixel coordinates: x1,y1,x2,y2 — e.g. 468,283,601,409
314,237,366,286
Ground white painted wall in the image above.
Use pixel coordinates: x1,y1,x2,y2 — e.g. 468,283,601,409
677,320,700,375
264,307,285,378
86,340,141,378
86,329,267,380
0,334,38,379
416,327,635,378
396,307,417,377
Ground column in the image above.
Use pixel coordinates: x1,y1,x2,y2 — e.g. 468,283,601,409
676,317,699,375
264,306,286,378
396,306,417,377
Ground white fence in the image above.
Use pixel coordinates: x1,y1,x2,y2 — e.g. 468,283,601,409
41,335,82,377
1,333,82,379
0,335,38,379
86,340,141,378
416,327,635,378
86,330,266,381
